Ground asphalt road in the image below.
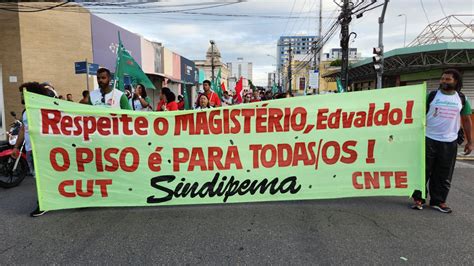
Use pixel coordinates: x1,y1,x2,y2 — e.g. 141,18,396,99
1,161,473,264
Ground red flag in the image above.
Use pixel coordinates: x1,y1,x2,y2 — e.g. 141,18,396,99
234,77,243,103
221,82,226,92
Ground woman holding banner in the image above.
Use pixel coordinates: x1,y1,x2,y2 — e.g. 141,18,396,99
195,94,212,110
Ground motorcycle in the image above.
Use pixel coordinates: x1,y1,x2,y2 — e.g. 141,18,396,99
0,111,29,188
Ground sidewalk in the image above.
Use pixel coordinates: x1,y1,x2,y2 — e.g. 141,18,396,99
457,143,474,160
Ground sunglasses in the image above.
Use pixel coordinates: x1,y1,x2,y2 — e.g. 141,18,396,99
101,93,106,103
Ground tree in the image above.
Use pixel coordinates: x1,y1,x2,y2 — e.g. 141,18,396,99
330,59,342,67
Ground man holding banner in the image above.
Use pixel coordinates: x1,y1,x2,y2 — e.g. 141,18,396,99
13,82,56,217
88,68,131,110
411,69,472,213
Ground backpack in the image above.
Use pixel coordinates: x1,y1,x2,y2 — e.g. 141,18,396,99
427,90,466,145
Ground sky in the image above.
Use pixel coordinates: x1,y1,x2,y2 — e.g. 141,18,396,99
89,0,473,86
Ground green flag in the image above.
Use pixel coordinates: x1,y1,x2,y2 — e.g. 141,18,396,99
183,83,190,110
114,33,155,91
212,68,223,98
198,69,205,84
272,82,278,94
336,77,344,93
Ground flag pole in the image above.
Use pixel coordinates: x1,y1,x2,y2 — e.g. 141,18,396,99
85,58,90,91
112,31,122,106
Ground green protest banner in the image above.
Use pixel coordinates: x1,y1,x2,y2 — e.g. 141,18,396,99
26,85,426,211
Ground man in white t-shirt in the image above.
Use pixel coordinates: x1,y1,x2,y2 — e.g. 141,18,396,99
88,68,131,110
411,69,472,213
221,91,233,106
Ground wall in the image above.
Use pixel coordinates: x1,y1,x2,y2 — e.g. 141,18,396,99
0,8,23,128
172,52,181,83
91,14,141,73
19,3,94,101
163,47,173,78
319,61,338,92
140,38,155,74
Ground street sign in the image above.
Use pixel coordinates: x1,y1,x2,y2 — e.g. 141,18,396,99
309,70,319,88
75,61,87,74
75,61,100,75
88,63,99,74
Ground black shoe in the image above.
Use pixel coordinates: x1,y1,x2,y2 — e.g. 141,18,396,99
30,206,47,217
431,203,452,213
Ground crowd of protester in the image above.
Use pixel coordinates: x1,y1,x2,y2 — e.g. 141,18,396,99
72,78,294,112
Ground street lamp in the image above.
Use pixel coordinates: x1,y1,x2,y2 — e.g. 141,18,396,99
210,40,215,84
267,54,280,87
397,14,407,47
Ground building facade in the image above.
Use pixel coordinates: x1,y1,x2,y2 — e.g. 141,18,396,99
285,54,313,95
227,58,253,81
194,43,230,91
0,3,93,139
322,48,360,60
0,3,199,139
276,35,317,88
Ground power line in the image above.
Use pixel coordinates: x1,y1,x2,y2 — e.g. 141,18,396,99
437,0,447,18
288,0,308,34
419,0,431,24
278,8,339,75
0,1,70,12
178,11,321,19
281,19,339,79
80,2,225,9
282,0,298,36
1,2,329,20
1,1,241,15
293,0,318,35
85,2,240,14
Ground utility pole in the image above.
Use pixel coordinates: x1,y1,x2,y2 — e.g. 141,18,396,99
317,0,323,94
85,58,90,91
376,0,389,89
314,0,323,69
340,0,352,91
288,42,292,93
210,40,215,84
275,72,279,87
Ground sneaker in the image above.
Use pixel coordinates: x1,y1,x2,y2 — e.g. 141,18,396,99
411,200,424,210
431,203,452,213
30,206,47,217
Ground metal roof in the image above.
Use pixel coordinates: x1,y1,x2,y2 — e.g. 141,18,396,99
351,42,474,68
323,42,474,81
